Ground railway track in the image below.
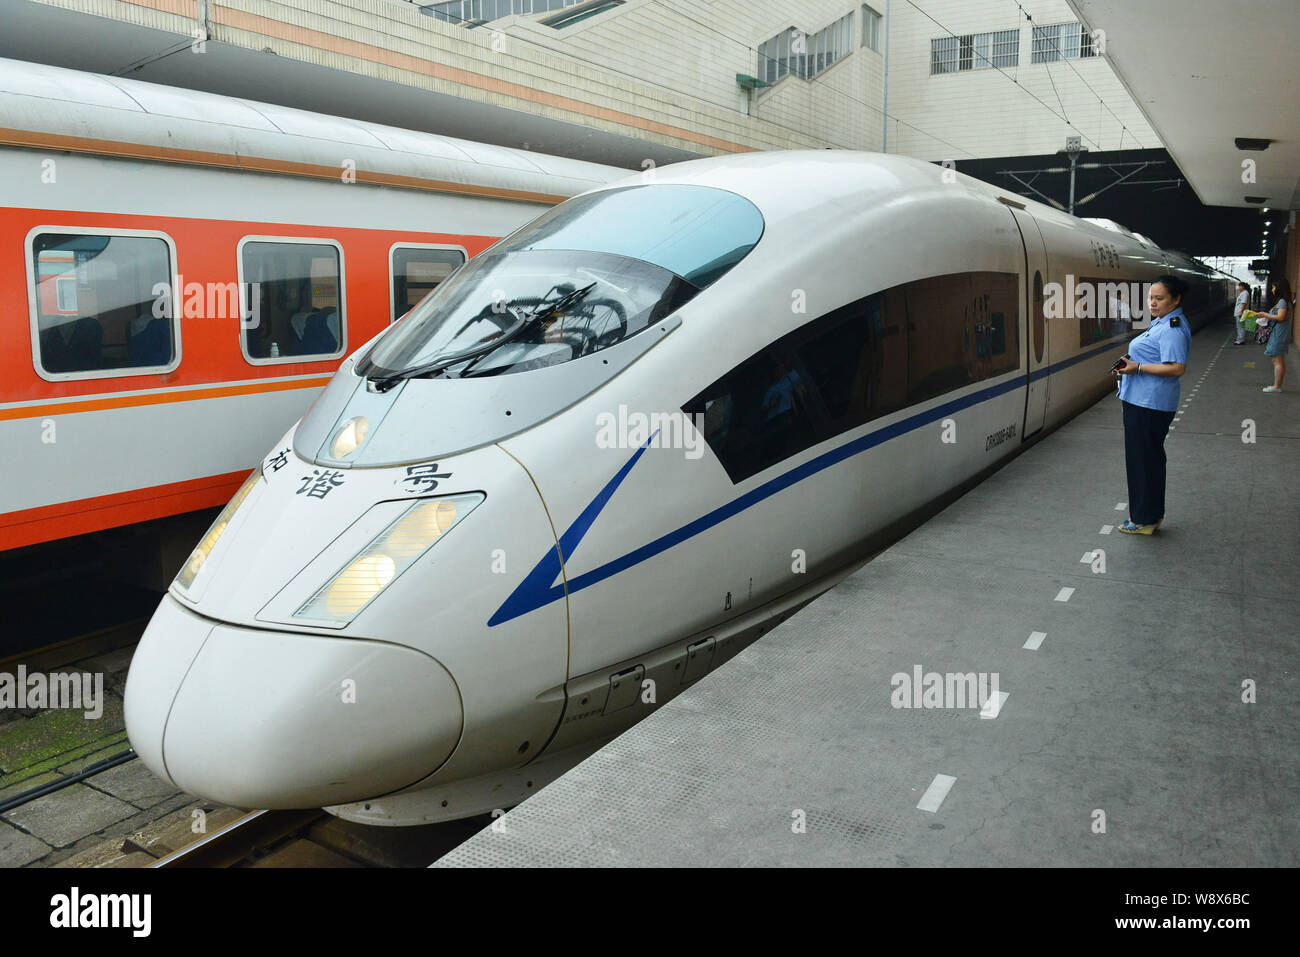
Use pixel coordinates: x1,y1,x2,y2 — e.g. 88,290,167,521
150,810,331,868
150,807,492,868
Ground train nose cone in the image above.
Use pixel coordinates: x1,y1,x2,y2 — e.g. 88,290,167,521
126,597,462,808
125,595,213,789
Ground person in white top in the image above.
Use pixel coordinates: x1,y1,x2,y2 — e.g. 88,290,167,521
1233,281,1250,344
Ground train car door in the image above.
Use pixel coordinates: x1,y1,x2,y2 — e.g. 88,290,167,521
1002,202,1050,438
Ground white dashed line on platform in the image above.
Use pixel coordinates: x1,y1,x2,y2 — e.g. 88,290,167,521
1114,502,1126,511
917,774,956,813
1100,525,1113,534
980,691,1009,719
1055,587,1075,602
1023,631,1046,650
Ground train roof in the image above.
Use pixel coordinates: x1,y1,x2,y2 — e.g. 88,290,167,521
0,56,629,204
617,149,1229,278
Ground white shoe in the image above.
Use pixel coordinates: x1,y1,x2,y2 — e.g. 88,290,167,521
1262,386,1282,393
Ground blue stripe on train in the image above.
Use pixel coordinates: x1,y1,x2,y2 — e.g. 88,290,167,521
487,336,1129,626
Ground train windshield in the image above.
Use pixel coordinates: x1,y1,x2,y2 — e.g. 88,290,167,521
360,184,764,382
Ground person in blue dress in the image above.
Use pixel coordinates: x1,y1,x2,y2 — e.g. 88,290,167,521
1255,275,1291,393
1113,275,1191,534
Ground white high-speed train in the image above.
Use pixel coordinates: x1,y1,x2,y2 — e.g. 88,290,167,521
124,151,1232,825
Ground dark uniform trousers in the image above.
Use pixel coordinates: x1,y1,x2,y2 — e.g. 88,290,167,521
1122,400,1176,525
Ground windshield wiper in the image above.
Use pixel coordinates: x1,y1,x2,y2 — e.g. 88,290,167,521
454,282,599,378
368,282,597,392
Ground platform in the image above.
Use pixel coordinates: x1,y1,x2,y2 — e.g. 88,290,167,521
437,316,1299,867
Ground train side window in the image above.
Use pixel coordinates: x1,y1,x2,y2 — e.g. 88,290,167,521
970,271,1020,379
686,271,1019,484
684,289,909,484
1078,277,1134,346
794,306,871,425
239,238,346,363
28,229,179,380
904,271,1019,403
683,347,822,484
867,287,910,418
905,272,975,405
791,288,908,433
390,245,466,323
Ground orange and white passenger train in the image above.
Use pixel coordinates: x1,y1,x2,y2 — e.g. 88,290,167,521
0,56,623,556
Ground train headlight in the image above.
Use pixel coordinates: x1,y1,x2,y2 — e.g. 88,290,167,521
330,416,369,459
175,471,262,591
294,493,483,624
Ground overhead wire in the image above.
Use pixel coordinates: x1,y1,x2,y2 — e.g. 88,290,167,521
1008,0,1147,151
644,0,979,157
901,0,1105,151
404,1,1145,164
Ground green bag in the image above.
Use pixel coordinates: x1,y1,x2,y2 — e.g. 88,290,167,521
1242,310,1257,331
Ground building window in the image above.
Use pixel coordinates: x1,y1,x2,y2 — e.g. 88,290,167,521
1032,22,1094,63
421,0,589,25
1079,25,1097,57
29,229,179,380
861,4,882,52
540,0,623,27
930,35,959,74
931,29,1018,74
390,245,466,323
239,239,345,363
989,29,1019,67
759,11,856,85
684,272,1020,483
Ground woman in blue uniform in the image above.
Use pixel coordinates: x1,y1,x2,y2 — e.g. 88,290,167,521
1114,275,1191,534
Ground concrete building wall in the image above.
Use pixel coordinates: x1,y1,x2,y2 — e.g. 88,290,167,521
30,0,887,157
883,0,1159,160
25,0,1155,165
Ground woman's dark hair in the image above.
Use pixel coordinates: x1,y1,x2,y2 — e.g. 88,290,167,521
1268,275,1293,303
1152,274,1188,303
1238,281,1250,290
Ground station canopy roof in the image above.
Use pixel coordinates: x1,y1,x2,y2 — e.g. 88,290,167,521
1068,0,1300,210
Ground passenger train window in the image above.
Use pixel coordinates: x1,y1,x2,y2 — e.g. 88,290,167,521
239,239,345,363
967,271,1019,381
685,349,821,484
1077,277,1135,347
866,287,910,418
792,287,909,430
29,230,178,380
905,273,975,404
685,271,1020,484
390,245,466,323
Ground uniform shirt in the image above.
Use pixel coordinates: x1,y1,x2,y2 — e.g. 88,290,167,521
1118,307,1190,412
1235,290,1248,317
